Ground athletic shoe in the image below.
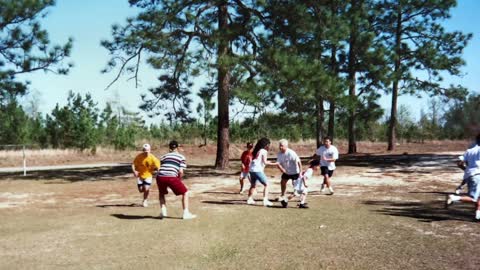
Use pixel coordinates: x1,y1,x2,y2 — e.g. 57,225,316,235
142,200,148,207
160,207,168,218
320,185,325,193
239,190,244,194
247,198,255,205
299,203,309,209
328,188,334,195
277,196,284,202
281,198,288,208
455,188,461,195
263,199,273,207
445,195,453,209
476,211,480,220
183,212,197,220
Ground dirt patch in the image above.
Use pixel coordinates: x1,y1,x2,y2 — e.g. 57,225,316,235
1,144,479,270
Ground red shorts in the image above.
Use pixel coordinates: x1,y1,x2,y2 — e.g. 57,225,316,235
156,176,188,195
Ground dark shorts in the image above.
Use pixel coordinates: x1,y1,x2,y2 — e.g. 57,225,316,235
320,167,334,177
156,176,188,196
281,173,300,182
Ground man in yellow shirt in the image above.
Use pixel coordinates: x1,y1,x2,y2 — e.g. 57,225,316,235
132,143,160,207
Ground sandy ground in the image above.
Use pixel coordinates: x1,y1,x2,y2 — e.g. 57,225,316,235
1,143,479,269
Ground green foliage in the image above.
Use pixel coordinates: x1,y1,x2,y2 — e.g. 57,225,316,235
0,0,72,103
442,94,480,139
45,91,99,150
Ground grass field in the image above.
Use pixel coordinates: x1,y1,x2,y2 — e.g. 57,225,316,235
1,144,479,269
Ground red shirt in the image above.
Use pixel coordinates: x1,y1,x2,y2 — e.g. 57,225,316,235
240,150,253,173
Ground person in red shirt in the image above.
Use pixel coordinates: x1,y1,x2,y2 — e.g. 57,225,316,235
239,142,253,194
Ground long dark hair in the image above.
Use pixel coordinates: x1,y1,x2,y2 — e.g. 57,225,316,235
252,137,271,158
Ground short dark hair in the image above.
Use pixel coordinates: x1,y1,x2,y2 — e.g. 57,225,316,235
169,140,179,150
323,136,331,142
246,142,253,148
309,159,320,167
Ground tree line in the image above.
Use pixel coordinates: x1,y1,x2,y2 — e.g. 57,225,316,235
0,0,475,169
1,90,479,150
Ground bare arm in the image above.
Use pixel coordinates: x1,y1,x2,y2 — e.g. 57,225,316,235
132,164,138,177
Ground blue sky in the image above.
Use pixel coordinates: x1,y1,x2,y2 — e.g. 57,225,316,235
17,0,480,123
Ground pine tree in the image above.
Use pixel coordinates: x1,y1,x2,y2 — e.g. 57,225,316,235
377,0,471,150
0,0,72,103
102,0,268,169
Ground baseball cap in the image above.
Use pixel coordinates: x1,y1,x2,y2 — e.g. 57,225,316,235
169,140,179,149
142,143,151,152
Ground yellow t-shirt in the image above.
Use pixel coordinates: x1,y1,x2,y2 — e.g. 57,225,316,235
133,153,160,179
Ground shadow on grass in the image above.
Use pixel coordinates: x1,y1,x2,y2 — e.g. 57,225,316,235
202,191,241,195
97,203,140,208
202,199,286,208
363,199,476,223
111,213,161,220
111,214,183,220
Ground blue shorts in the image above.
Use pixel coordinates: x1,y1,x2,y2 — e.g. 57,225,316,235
249,171,268,186
467,175,480,201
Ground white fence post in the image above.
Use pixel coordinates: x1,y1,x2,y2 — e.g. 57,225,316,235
23,145,26,176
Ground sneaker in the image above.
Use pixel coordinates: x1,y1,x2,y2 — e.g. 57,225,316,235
160,207,168,218
277,196,284,202
320,185,325,193
299,203,309,209
328,188,334,195
183,212,197,220
263,199,273,207
445,195,453,209
142,200,148,207
247,198,255,205
476,211,480,220
281,198,288,208
455,188,461,195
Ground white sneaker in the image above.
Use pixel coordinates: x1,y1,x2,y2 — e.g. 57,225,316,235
445,195,453,209
160,207,168,218
247,198,255,205
320,185,325,192
183,212,197,220
328,187,334,195
277,196,284,202
476,211,480,220
455,188,461,195
142,200,148,207
263,199,273,207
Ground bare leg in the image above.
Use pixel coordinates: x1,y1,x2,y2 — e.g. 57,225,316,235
280,178,287,197
143,186,150,200
159,192,166,208
182,191,189,211
239,177,244,193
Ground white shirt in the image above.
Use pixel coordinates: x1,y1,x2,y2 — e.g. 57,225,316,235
293,168,314,192
277,148,301,175
316,145,339,170
249,149,268,172
463,144,480,178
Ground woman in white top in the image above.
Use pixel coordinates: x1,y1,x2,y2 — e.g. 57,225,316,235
247,138,278,206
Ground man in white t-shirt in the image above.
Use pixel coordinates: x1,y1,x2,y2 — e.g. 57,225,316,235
314,136,339,195
446,134,480,220
276,139,302,203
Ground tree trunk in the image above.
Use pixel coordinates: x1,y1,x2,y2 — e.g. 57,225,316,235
387,5,402,151
328,101,335,142
316,97,324,148
347,13,357,154
215,3,230,169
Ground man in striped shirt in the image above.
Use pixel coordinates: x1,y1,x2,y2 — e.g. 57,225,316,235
156,140,197,220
